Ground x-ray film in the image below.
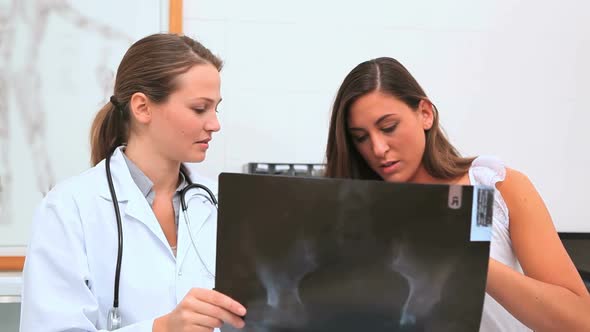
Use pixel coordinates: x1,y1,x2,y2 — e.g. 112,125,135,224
215,173,494,332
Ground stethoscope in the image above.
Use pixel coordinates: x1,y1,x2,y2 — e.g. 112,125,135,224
104,150,218,330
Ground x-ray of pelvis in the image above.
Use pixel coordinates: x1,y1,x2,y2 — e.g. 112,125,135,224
216,174,493,332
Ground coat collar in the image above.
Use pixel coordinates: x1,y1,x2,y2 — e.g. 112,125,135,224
97,147,196,203
97,147,135,201
96,147,214,256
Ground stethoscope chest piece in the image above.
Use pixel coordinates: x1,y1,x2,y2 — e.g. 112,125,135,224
107,307,122,330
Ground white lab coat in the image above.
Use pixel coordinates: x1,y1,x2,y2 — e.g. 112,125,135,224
20,148,219,331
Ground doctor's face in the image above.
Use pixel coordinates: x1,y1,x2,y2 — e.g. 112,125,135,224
347,91,434,183
149,63,222,163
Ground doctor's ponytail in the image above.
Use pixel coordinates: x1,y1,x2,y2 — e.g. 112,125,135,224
90,97,129,166
89,33,223,166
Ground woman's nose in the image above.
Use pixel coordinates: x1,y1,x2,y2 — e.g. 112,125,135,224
371,136,389,158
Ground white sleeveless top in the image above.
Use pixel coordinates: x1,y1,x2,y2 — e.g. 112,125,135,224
469,156,531,331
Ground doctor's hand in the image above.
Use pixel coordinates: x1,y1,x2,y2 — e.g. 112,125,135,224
153,288,247,331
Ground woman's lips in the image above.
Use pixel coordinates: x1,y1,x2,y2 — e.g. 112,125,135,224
380,160,400,175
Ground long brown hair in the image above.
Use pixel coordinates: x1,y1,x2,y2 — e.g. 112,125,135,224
325,57,474,180
90,33,223,166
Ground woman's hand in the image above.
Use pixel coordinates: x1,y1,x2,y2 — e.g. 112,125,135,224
153,288,246,331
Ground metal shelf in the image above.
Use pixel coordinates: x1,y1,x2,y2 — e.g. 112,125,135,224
247,162,325,177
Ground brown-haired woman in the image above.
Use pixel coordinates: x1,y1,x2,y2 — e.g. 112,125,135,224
325,57,590,331
21,33,246,332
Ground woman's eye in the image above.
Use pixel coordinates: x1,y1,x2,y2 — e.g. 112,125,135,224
193,108,206,114
352,135,368,143
382,123,398,133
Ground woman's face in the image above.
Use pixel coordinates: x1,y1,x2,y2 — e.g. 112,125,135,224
148,63,222,163
347,91,433,183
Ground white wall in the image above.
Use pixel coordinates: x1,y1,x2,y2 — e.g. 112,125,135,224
0,0,167,248
185,0,590,232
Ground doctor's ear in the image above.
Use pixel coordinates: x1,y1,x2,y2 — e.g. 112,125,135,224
129,92,151,124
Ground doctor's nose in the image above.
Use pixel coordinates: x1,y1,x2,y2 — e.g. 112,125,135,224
204,112,221,133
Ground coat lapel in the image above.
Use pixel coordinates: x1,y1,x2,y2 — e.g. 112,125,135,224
98,147,172,255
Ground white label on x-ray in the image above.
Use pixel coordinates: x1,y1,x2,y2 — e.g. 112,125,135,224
448,185,462,209
470,186,493,241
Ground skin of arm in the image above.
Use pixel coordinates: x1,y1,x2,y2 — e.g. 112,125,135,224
486,168,590,331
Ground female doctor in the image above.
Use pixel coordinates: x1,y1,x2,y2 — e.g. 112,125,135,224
20,33,247,331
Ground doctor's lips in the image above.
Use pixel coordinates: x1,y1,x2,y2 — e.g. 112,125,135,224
196,137,211,149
